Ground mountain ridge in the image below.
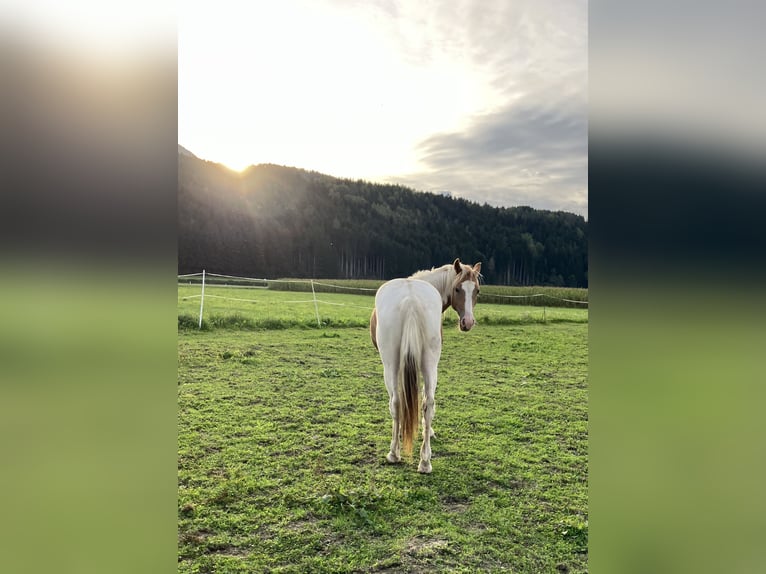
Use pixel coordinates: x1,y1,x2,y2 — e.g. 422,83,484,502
178,147,587,286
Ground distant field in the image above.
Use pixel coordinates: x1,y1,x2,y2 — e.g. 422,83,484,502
178,323,588,573
178,285,588,330
178,276,588,308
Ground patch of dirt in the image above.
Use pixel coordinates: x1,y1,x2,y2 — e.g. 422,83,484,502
468,522,489,533
207,543,250,557
487,478,529,491
256,526,275,541
444,501,469,513
405,536,450,557
441,495,470,513
366,558,403,572
285,518,318,531
178,529,211,545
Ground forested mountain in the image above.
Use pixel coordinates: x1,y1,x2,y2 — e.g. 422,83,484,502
178,148,588,286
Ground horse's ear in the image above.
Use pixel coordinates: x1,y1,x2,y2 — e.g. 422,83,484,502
453,258,462,274
473,262,482,274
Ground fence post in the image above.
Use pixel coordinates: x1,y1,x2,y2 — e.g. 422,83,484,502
198,269,206,329
310,279,321,327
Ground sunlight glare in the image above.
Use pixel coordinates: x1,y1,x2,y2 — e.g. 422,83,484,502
178,1,502,180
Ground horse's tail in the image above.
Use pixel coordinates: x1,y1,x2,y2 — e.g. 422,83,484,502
398,297,424,458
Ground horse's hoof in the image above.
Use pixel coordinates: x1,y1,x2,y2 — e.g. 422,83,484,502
418,461,432,474
386,452,401,464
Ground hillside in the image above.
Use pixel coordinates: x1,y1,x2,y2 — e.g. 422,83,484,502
178,150,587,286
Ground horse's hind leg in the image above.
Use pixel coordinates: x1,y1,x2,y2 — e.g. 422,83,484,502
383,363,401,463
423,395,436,439
418,353,438,474
424,328,441,440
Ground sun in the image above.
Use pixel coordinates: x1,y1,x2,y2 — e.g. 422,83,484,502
220,159,251,173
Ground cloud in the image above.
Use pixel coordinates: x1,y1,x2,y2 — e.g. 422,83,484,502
374,0,589,216
402,99,588,216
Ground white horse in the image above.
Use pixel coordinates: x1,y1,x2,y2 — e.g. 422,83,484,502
370,259,482,473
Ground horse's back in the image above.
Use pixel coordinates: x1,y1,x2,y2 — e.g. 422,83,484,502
375,279,442,352
375,278,441,316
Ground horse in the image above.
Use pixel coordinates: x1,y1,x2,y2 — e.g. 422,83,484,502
369,258,482,473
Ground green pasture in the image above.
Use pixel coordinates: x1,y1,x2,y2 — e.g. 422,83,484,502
178,277,588,308
178,285,588,331
178,318,588,572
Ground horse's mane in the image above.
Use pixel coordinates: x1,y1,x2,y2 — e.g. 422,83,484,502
410,263,452,280
409,263,482,307
410,263,482,284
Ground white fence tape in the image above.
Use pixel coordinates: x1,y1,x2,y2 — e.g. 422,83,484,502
311,280,377,292
179,271,378,327
187,272,379,291
179,271,587,328
481,292,588,305
180,292,374,309
205,272,314,285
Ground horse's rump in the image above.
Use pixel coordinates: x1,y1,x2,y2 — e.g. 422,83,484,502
374,277,443,469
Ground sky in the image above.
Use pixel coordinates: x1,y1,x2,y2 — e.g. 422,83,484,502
179,0,588,217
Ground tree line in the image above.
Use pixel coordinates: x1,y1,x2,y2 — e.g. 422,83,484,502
178,152,588,287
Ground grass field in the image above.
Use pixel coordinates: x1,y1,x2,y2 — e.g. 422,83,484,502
178,295,588,572
178,277,588,308
178,285,588,331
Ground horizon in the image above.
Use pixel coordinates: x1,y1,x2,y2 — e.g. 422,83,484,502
178,144,588,219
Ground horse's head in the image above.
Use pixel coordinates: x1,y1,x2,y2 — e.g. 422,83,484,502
450,258,482,331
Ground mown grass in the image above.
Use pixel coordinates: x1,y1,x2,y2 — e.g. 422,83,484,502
178,322,588,572
178,286,588,331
